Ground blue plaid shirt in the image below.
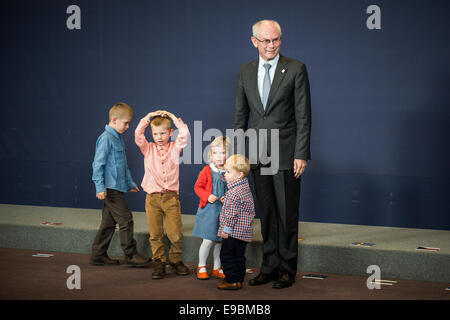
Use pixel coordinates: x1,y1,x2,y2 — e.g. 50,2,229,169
218,177,255,242
92,125,137,193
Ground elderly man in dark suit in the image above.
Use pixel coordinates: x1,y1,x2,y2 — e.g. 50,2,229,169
233,20,311,289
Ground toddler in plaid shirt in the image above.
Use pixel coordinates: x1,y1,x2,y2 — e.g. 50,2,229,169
217,154,255,290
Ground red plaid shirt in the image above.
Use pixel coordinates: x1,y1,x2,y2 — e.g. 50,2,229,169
218,177,255,242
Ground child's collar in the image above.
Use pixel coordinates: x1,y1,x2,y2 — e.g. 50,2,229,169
105,125,120,139
156,143,170,152
210,163,225,173
227,177,246,189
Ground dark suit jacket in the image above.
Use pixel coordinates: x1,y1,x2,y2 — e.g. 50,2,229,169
233,54,312,171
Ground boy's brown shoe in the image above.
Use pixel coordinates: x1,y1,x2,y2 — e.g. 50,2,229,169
217,281,243,290
152,260,166,279
125,253,151,268
170,261,190,275
90,255,120,266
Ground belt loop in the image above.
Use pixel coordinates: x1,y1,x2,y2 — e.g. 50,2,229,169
149,189,177,196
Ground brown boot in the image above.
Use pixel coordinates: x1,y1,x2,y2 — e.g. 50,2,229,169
152,260,166,279
170,261,190,275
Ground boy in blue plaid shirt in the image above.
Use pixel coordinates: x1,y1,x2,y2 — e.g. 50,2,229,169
217,154,255,290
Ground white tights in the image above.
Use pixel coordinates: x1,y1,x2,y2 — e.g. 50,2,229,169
198,239,222,272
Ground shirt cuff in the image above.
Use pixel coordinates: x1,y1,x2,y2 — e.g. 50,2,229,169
95,186,106,194
128,183,137,191
223,226,233,235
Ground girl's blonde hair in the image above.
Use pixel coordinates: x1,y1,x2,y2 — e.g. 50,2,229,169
208,136,231,163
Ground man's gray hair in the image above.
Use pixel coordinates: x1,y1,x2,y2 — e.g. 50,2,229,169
252,20,282,38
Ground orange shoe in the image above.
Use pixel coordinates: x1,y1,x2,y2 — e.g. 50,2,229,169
211,268,225,279
197,266,209,280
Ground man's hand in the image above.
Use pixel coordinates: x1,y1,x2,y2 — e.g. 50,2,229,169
96,191,107,200
220,232,229,239
293,159,307,179
208,194,218,203
129,186,140,193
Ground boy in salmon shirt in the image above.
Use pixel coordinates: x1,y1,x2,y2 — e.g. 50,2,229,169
135,110,190,279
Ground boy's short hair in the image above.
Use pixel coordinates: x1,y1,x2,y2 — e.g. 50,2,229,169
109,102,133,121
209,136,231,161
225,154,251,177
150,116,172,130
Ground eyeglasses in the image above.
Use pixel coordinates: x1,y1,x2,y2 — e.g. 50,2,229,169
254,37,281,46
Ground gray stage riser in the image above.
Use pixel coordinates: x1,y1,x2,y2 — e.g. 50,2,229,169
1,224,448,283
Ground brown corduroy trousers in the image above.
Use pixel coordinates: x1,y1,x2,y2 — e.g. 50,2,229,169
145,192,183,263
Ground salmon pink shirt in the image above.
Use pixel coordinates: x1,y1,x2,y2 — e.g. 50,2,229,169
134,117,190,194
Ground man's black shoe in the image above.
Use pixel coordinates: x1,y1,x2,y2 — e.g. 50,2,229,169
248,273,275,286
90,255,120,266
273,273,295,289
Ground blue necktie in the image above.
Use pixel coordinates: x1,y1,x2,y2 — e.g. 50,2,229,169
262,63,272,109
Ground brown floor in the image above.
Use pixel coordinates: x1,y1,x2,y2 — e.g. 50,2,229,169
0,247,448,302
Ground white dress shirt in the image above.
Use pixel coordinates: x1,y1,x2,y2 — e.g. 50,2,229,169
257,54,280,102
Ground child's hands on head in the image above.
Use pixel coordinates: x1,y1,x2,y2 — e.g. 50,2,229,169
160,111,178,121
146,110,164,119
146,110,179,122
146,109,175,119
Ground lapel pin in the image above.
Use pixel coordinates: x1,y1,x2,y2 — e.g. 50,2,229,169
281,69,286,73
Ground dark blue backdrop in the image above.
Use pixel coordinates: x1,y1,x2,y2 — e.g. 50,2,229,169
1,0,449,230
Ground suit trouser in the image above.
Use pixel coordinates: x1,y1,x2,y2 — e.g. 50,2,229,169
145,192,183,263
252,167,301,278
220,237,247,283
91,189,137,258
